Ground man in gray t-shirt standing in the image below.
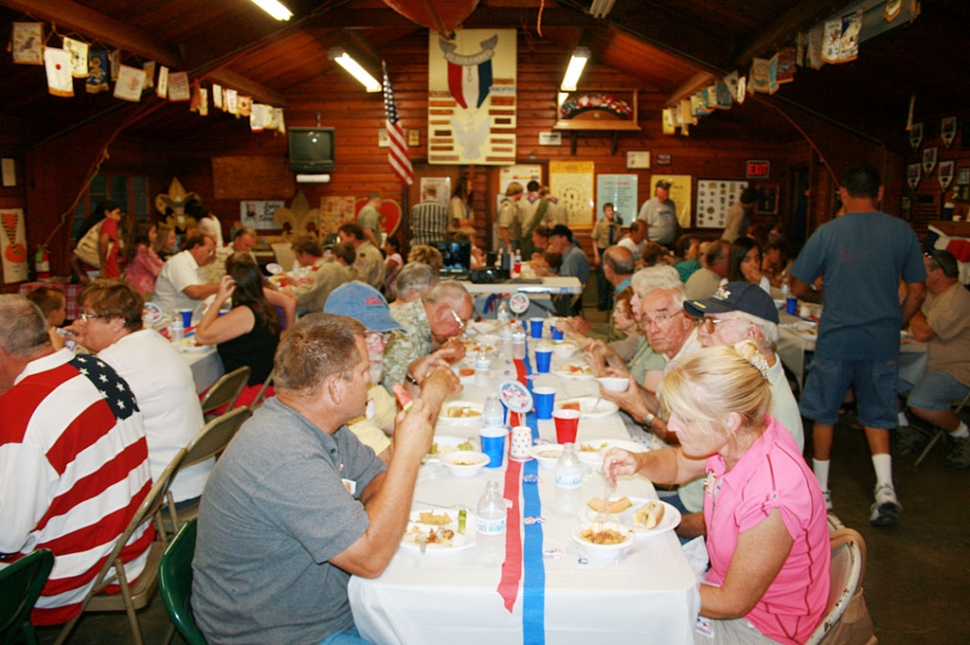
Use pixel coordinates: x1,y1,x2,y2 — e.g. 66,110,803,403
192,313,459,645
637,179,677,246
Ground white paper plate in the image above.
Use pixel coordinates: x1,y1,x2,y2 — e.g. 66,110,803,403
437,401,485,426
266,262,284,275
530,443,563,470
579,497,681,537
555,396,619,419
576,439,649,467
400,508,476,554
176,338,210,353
425,435,479,462
553,363,596,380
142,302,164,325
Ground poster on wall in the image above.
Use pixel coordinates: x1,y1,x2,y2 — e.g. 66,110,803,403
596,174,638,225
649,175,693,229
550,160,595,229
695,179,749,229
240,200,286,230
428,29,517,165
1,209,29,283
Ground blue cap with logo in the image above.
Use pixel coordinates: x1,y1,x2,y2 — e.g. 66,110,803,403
684,281,779,324
323,281,405,332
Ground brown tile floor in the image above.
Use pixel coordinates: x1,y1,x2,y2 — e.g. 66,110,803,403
35,302,970,645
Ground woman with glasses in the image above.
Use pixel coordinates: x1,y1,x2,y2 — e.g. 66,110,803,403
603,342,830,645
195,253,297,408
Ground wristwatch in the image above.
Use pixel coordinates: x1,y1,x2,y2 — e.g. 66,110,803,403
642,410,656,427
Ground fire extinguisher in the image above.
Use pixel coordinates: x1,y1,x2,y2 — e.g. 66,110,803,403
35,245,50,280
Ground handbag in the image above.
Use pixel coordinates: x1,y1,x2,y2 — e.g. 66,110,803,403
73,220,104,268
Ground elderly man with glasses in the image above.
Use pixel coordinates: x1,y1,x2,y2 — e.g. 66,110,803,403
380,280,472,393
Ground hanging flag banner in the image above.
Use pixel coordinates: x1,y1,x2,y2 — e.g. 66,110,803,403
807,25,824,70
941,117,957,148
114,64,147,102
63,37,89,78
909,122,923,150
168,72,191,101
11,23,44,65
884,0,903,21
86,50,109,94
907,163,921,190
922,147,938,175
237,96,252,117
225,89,238,115
44,48,74,97
749,56,778,94
383,62,414,185
110,49,121,81
428,29,517,165
213,84,223,109
938,161,955,191
142,61,156,89
0,209,28,283
157,66,169,98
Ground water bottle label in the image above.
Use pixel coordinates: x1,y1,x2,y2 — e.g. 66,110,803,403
555,473,582,488
476,517,506,535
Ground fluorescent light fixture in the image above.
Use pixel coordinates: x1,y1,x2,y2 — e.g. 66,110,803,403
296,174,331,183
561,47,590,92
328,48,381,93
249,0,292,21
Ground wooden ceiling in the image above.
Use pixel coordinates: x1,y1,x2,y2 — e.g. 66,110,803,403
2,0,968,154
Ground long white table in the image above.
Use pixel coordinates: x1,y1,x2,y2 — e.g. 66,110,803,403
349,345,699,645
460,276,583,295
180,347,225,394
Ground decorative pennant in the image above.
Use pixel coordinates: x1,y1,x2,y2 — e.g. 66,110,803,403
922,147,937,175
905,94,915,131
190,82,203,112
837,10,862,62
157,66,169,98
910,122,923,149
821,19,842,63
270,107,285,132
941,117,957,148
661,108,676,135
885,0,903,21
237,95,252,117
749,55,778,94
0,209,29,283
907,163,921,190
736,75,747,105
212,83,223,109
86,50,109,94
11,23,44,65
63,37,89,78
44,48,74,97
168,71,190,101
722,71,739,100
225,88,238,115
714,81,732,109
939,161,955,191
795,31,806,68
776,46,796,84
109,49,121,81
808,25,824,70
199,88,209,116
113,64,147,102
142,61,155,89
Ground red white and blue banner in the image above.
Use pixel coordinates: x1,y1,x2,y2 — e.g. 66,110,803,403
428,29,517,165
383,61,414,186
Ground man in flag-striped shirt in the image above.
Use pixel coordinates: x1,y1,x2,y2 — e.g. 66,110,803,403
0,295,153,626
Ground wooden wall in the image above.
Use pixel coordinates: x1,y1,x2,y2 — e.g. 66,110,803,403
17,29,919,278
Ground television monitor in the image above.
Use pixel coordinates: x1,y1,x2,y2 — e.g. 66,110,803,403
433,240,472,275
288,127,335,173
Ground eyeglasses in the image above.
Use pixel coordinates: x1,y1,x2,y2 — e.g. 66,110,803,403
79,312,116,323
364,331,389,349
697,317,733,334
641,309,683,328
448,307,467,333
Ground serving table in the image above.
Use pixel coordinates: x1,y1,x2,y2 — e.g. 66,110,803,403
349,341,699,645
459,277,583,319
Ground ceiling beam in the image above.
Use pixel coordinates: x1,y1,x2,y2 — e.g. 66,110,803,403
1,0,287,106
732,0,843,65
666,72,716,107
310,6,600,29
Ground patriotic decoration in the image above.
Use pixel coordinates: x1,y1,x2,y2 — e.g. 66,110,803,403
441,35,496,110
383,61,414,186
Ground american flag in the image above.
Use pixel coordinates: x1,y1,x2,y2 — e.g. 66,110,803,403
383,61,414,186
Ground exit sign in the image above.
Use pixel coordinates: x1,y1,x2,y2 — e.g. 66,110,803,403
747,160,770,178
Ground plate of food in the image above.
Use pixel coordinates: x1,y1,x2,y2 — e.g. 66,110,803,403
553,362,595,380
555,396,619,419
426,435,478,462
463,336,498,355
580,496,681,537
572,521,635,562
400,508,476,554
530,443,563,470
437,401,485,426
176,337,210,353
576,439,649,467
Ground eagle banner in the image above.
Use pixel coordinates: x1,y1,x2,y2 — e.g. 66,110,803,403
428,29,516,165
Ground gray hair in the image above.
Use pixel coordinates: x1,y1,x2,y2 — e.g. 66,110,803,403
732,310,780,345
273,314,365,397
395,262,438,300
424,279,471,308
604,246,634,276
631,264,682,301
0,295,51,358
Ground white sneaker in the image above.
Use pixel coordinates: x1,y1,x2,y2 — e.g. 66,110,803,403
822,489,833,511
869,484,901,526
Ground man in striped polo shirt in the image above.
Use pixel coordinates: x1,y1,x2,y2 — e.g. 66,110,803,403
0,295,153,626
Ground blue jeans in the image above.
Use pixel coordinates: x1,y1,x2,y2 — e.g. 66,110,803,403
320,626,372,645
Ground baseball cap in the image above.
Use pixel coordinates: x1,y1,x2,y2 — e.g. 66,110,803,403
684,281,779,324
925,248,958,278
324,281,404,332
549,224,573,241
655,180,672,190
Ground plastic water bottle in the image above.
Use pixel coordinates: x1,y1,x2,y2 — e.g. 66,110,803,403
555,443,583,517
476,480,507,567
170,316,184,344
497,300,510,326
483,394,504,427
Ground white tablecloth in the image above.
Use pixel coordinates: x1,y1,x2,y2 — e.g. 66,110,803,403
459,276,583,295
180,347,224,394
349,348,699,645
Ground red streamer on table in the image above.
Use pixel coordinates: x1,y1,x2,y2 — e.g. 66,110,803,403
496,358,529,612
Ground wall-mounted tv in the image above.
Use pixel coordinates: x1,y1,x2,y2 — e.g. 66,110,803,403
288,127,335,173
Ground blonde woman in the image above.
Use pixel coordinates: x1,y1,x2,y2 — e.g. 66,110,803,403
603,342,830,645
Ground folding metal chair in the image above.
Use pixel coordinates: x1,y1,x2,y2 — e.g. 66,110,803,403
199,366,250,418
0,549,54,645
159,520,207,645
804,528,877,645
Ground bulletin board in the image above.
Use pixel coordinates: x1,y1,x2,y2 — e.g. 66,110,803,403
696,179,749,229
551,160,595,229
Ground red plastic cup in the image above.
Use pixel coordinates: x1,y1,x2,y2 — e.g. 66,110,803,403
553,409,581,444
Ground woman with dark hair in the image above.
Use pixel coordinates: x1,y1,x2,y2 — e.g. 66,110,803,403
126,221,164,295
726,237,770,294
383,235,404,300
449,174,476,239
195,253,296,405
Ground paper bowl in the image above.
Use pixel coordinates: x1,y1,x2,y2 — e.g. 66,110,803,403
552,341,580,359
530,444,563,470
597,376,629,392
572,522,635,561
440,451,490,478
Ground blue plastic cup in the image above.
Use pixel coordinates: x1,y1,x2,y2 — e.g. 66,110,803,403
479,426,507,469
178,308,193,328
533,386,556,420
534,347,552,373
551,325,564,340
785,297,798,314
529,317,544,339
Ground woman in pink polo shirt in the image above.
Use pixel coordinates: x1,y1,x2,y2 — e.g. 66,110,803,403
604,341,830,645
